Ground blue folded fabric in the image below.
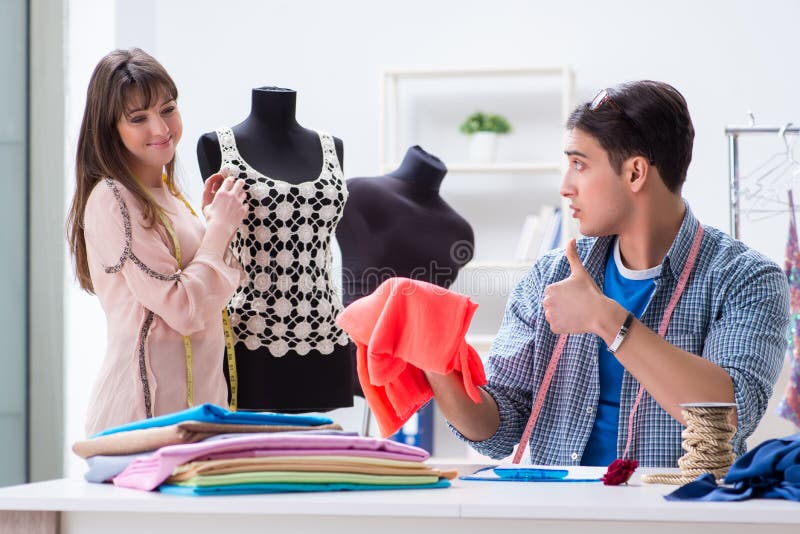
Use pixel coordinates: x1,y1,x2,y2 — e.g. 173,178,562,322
92,404,334,437
84,453,146,483
666,433,800,501
158,479,451,495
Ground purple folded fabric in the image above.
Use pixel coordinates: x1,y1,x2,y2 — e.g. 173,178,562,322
113,433,429,491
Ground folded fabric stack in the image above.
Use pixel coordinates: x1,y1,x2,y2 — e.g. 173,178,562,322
76,403,456,495
74,403,340,483
115,433,456,495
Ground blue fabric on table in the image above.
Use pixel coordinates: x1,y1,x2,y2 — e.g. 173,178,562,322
158,479,451,495
92,404,333,437
84,453,147,483
665,433,800,501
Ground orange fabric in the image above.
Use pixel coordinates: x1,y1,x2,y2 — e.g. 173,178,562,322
336,278,486,437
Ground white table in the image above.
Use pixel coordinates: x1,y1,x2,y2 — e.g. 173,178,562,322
0,467,798,534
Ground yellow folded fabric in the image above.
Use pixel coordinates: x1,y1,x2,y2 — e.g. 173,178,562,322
168,455,456,482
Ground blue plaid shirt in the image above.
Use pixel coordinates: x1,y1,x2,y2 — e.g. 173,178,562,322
452,203,790,467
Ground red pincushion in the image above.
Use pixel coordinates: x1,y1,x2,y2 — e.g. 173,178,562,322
601,458,638,486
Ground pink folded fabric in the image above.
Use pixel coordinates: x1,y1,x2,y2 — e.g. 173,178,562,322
113,433,429,491
336,277,487,437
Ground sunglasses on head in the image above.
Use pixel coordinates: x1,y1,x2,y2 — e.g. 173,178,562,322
589,89,655,165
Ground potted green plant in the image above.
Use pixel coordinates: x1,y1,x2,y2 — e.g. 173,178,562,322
459,111,512,163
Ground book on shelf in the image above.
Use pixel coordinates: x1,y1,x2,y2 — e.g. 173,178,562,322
513,205,561,262
513,214,541,262
539,207,562,257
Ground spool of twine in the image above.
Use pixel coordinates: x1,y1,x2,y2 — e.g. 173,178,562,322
641,404,737,485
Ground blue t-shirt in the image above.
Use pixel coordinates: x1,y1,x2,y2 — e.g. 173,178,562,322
580,238,660,466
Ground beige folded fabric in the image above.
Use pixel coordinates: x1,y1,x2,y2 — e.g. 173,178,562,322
71,421,343,459
167,456,458,483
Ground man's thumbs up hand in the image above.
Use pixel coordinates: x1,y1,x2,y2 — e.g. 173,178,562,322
566,239,590,279
543,239,606,334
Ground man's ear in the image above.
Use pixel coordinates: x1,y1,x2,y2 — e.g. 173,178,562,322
627,156,649,193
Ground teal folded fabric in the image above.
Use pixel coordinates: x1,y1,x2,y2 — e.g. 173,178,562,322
93,404,333,437
159,479,451,495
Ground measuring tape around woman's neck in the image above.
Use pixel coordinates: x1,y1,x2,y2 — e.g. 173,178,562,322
137,175,239,411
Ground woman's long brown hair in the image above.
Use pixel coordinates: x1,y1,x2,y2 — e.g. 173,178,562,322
67,48,180,293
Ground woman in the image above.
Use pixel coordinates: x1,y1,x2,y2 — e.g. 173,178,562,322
67,48,247,436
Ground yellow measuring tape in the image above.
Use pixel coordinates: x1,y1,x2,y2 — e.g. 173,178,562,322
138,175,238,411
221,308,237,410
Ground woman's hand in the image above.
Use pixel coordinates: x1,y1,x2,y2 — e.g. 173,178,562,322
202,176,247,236
202,172,225,211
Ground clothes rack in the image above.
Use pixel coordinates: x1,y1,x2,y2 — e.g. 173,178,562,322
726,123,800,239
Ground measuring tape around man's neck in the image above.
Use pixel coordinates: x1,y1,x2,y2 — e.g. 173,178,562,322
512,224,705,464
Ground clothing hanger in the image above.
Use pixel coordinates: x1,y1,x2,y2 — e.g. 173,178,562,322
740,124,796,200
740,123,800,221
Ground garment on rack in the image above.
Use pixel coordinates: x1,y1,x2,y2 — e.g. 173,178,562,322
113,433,429,491
92,403,332,437
779,191,800,426
664,433,800,502
336,277,487,438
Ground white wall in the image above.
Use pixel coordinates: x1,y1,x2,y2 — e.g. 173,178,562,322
63,0,117,480
63,0,800,476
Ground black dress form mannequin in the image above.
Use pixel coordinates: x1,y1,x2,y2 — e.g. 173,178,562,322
197,87,353,412
336,145,475,396
198,87,344,180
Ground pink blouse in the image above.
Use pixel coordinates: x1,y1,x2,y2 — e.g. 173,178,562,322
82,178,241,436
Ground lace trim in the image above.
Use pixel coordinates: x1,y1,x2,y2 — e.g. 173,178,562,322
101,178,181,281
138,310,155,418
217,127,345,188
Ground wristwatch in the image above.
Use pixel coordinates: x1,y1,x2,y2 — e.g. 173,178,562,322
607,312,634,354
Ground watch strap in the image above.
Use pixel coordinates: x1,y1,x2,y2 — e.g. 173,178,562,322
608,312,634,354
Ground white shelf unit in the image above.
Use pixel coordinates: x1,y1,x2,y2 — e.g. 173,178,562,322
379,65,576,265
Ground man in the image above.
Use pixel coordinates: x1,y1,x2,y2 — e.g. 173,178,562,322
427,80,790,466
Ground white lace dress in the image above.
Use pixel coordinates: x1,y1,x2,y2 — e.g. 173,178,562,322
218,127,350,356
215,127,354,411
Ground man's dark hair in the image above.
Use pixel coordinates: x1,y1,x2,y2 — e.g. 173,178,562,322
566,80,694,193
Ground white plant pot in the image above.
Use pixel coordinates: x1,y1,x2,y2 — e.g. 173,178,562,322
469,132,498,163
